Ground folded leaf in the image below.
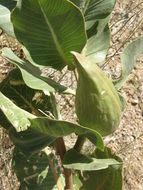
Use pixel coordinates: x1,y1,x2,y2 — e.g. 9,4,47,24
11,0,86,70
79,147,123,190
2,47,75,95
115,36,143,89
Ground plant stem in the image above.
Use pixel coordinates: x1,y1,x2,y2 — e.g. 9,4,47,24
74,135,86,152
50,93,74,190
56,138,73,190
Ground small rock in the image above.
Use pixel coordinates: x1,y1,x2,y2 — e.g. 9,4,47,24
131,99,139,105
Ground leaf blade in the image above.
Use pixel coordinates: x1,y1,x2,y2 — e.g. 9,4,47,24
115,36,143,89
2,47,75,95
11,0,86,70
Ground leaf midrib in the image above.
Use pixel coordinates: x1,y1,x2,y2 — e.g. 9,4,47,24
38,0,68,67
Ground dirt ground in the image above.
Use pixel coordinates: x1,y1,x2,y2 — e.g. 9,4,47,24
0,0,143,190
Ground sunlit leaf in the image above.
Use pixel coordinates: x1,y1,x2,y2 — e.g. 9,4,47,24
63,149,120,171
115,36,143,89
11,0,86,70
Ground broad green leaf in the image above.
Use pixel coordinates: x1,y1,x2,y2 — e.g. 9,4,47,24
13,148,65,190
63,149,120,171
79,147,123,190
11,0,86,70
0,91,35,132
2,48,75,95
30,117,104,151
115,36,143,89
0,91,103,151
0,0,17,36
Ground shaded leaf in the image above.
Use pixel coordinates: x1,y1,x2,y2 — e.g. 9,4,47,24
11,0,86,70
2,48,75,95
0,110,12,130
13,148,65,190
63,149,120,171
0,71,55,153
0,0,16,36
9,127,55,154
0,68,53,116
84,0,116,21
115,36,143,89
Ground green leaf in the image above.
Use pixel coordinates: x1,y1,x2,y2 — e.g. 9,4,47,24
82,25,110,64
79,147,123,190
2,47,75,95
82,1,116,64
0,0,17,36
72,1,116,65
30,117,104,151
84,0,115,64
0,72,57,153
70,0,116,20
0,90,103,152
63,149,120,171
13,148,65,190
0,89,55,154
11,0,86,70
84,0,116,21
115,36,143,89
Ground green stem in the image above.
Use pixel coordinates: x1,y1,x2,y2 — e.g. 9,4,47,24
74,135,86,152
